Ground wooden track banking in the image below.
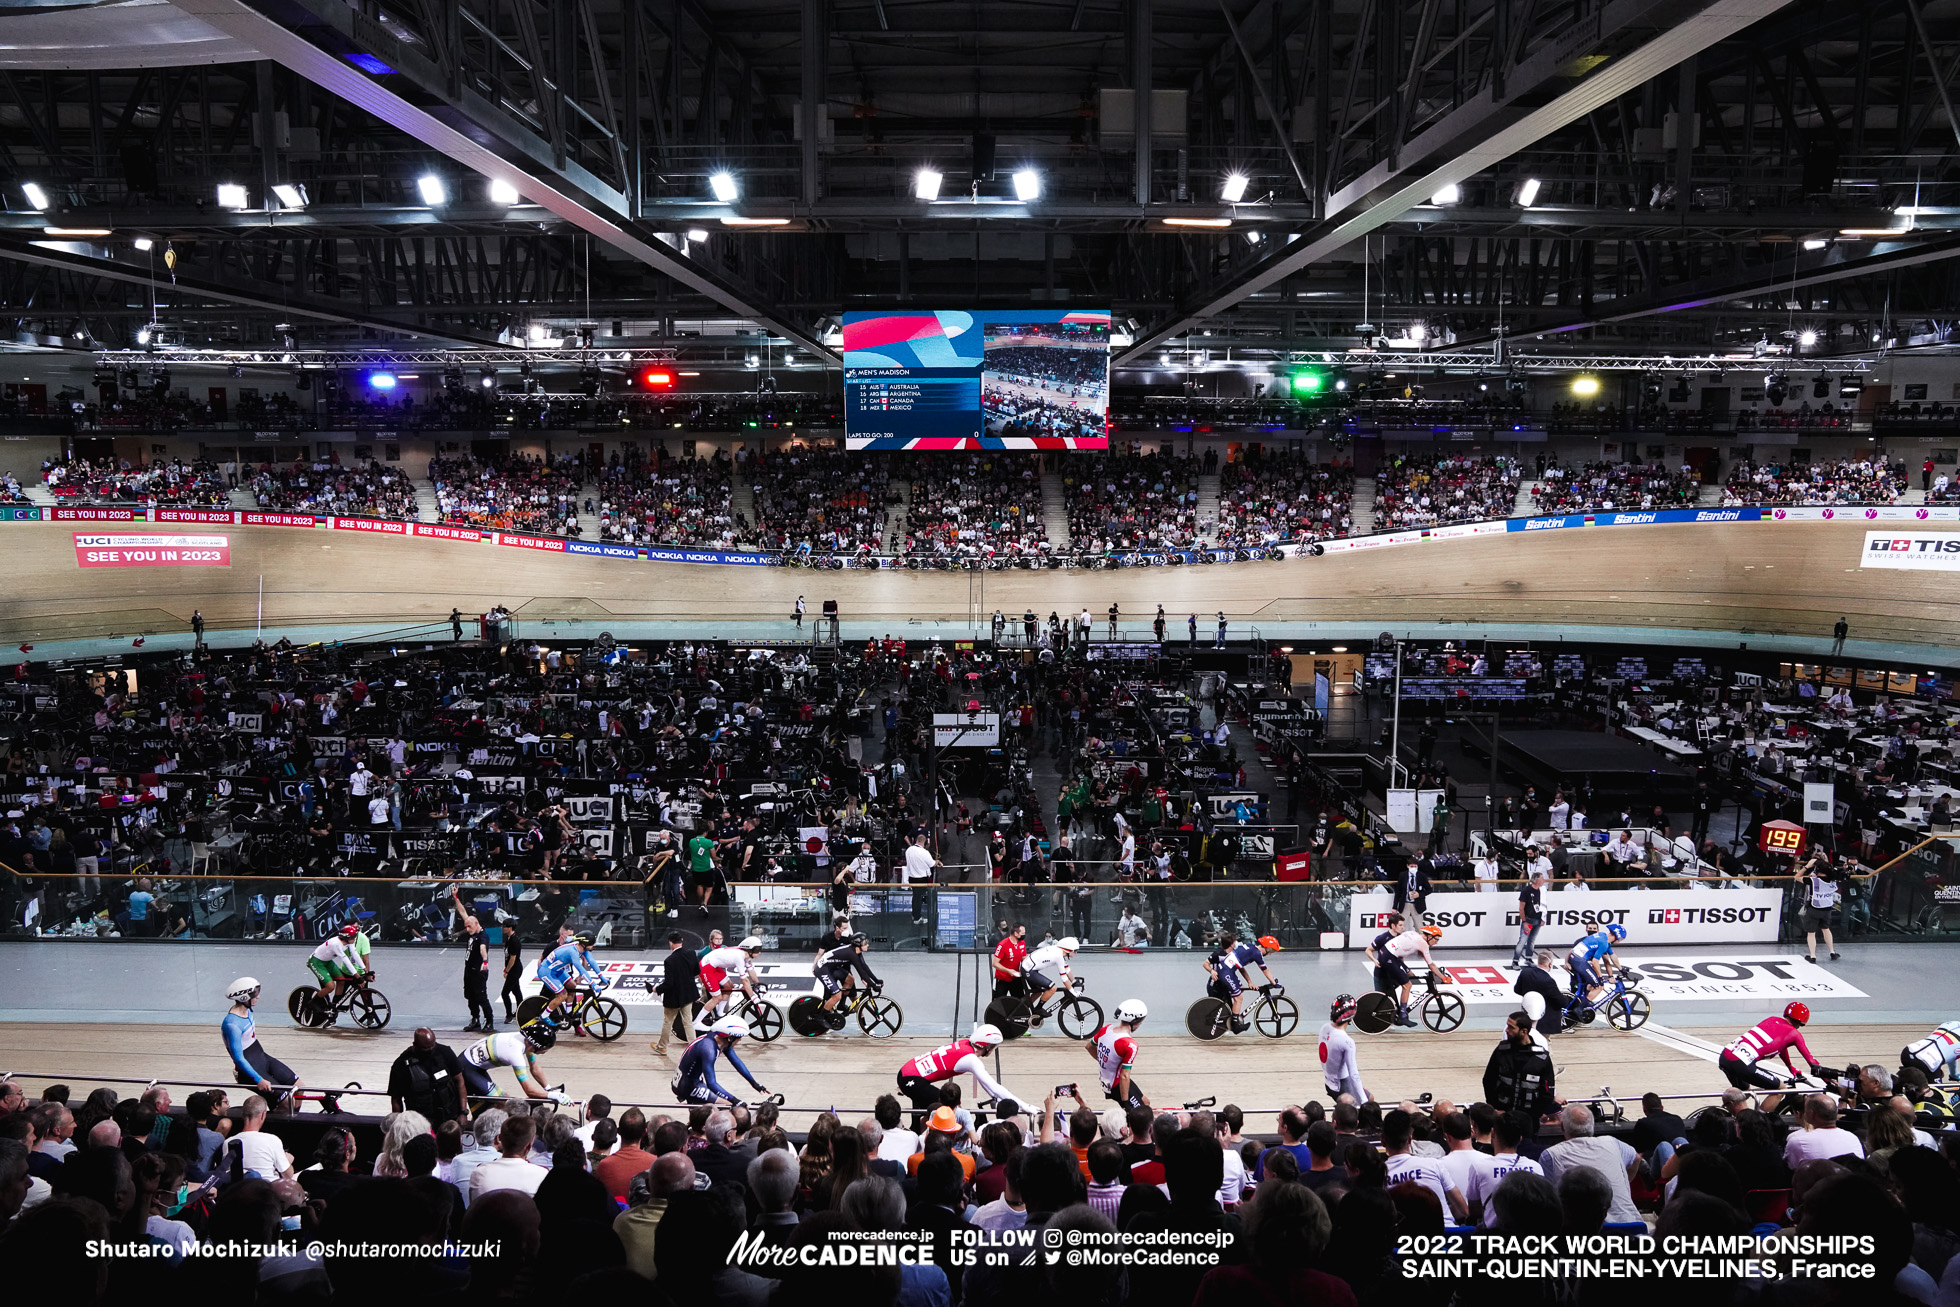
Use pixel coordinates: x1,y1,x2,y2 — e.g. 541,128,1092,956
2,520,1951,645
0,1020,1917,1124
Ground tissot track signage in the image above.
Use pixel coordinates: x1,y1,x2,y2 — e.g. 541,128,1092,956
1860,531,1960,570
1348,888,1783,948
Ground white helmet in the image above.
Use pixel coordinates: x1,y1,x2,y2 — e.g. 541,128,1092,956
969,1023,1004,1050
1057,936,1080,953
1115,999,1147,1026
227,976,261,1004
710,1017,749,1039
739,936,764,952
1521,992,1547,1023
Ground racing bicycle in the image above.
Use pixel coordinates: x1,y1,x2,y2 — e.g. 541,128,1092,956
1353,968,1465,1034
788,982,904,1038
1186,983,1300,1041
288,972,393,1032
515,983,628,1042
984,975,1104,1040
714,989,785,1042
1561,967,1653,1031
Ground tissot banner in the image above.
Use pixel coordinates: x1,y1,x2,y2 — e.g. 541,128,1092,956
1388,954,1867,1005
1347,888,1784,948
1859,531,1960,571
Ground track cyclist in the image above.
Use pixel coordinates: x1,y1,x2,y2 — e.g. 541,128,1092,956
533,931,608,1030
1089,999,1150,1109
1201,931,1282,1034
673,1017,771,1107
222,977,304,1109
1321,995,1367,1102
1019,935,1079,1024
1720,1002,1825,1097
1563,917,1621,1017
459,1024,563,1103
1902,1021,1960,1080
1365,915,1442,1028
699,935,766,1023
896,1024,1021,1117
815,933,883,1029
306,923,372,1019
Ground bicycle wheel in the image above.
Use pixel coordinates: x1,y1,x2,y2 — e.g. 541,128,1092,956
350,989,392,1031
1421,992,1466,1033
1353,992,1396,1035
1185,997,1231,1041
745,1000,784,1043
985,998,1031,1041
788,996,829,1037
514,996,547,1028
1056,995,1104,1040
582,997,627,1042
1608,991,1652,1031
287,986,318,1025
1254,995,1300,1040
858,997,904,1038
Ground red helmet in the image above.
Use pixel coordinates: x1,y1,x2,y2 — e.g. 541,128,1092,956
1783,1001,1810,1026
339,923,359,938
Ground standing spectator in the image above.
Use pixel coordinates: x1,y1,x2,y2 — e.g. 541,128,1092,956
450,608,463,642
793,595,805,629
1538,1103,1643,1225
1511,869,1546,967
652,931,702,1056
191,609,204,648
1832,616,1848,655
1215,612,1228,648
1188,613,1198,647
500,925,525,1023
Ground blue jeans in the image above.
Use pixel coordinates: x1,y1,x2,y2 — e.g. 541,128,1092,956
1513,922,1542,964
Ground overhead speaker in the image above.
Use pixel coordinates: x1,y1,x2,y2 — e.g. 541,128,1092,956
120,142,159,195
1800,142,1838,198
971,133,996,182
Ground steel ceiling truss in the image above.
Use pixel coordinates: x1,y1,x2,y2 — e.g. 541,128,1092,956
95,346,679,367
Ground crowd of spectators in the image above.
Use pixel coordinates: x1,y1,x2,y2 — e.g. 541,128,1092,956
1215,453,1355,544
900,452,1049,556
0,470,29,503
1721,458,1907,507
1059,453,1202,551
1736,405,1855,431
748,448,891,553
41,456,231,506
431,452,584,535
250,459,417,520
1374,453,1522,530
1532,460,1702,514
594,450,738,548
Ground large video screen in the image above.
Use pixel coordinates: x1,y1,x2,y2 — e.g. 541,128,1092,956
842,309,1111,450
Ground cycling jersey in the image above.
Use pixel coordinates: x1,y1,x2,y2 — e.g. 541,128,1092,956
1021,944,1072,979
309,935,366,982
1090,1023,1138,1091
536,942,605,993
1205,946,1246,998
1320,1022,1365,1101
1227,942,1267,972
700,945,755,994
815,943,879,995
221,1011,297,1104
1723,1015,1817,1074
674,1034,763,1103
463,1032,531,1071
1903,1022,1960,1078
1383,931,1429,963
897,1039,1016,1103
1569,931,1612,962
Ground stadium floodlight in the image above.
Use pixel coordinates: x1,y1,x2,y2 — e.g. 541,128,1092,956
216,183,249,210
272,184,307,209
479,367,497,390
914,168,943,201
1803,238,1828,251
1430,182,1460,206
489,178,521,205
1221,173,1250,203
709,171,739,202
369,372,398,390
1798,329,1818,348
132,236,154,252
417,174,448,206
1516,177,1541,208
20,182,49,212
1571,375,1601,397
1293,371,1325,393
1012,169,1041,201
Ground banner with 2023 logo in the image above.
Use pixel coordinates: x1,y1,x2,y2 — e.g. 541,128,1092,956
1348,888,1785,950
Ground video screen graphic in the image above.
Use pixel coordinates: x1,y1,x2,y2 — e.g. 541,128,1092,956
843,310,1110,450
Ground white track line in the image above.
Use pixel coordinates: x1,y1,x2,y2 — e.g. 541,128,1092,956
1633,1020,1726,1063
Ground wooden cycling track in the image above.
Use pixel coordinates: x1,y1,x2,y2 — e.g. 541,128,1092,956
0,520,1950,648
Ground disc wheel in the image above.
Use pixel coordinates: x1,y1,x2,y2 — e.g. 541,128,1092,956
858,996,904,1038
582,996,627,1042
985,998,1031,1041
1353,992,1396,1035
745,1000,784,1043
1185,997,1231,1041
349,989,392,1031
788,996,828,1037
287,986,318,1026
1421,992,1466,1033
1056,995,1104,1040
1254,995,1300,1039
514,996,547,1028
1608,991,1652,1031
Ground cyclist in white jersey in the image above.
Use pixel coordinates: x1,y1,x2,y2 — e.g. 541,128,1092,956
1903,1021,1960,1079
698,937,764,1021
1089,999,1149,1109
459,1024,562,1103
1020,936,1078,1018
1320,995,1366,1101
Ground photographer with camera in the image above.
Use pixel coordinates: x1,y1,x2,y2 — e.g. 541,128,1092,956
1800,848,1845,964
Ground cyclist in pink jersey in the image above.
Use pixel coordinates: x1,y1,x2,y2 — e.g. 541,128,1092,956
1719,1002,1824,1097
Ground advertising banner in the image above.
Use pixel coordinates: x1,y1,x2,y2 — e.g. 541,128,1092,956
242,512,319,528
0,506,41,521
74,533,231,568
1347,887,1784,949
1397,955,1867,1005
331,516,408,535
54,506,137,521
497,533,566,553
644,547,774,566
1859,530,1960,571
154,509,239,524
411,523,485,543
565,540,641,560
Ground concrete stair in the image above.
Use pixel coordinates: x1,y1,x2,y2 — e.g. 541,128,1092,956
883,480,909,551
575,480,601,538
1351,475,1377,535
414,480,441,523
729,466,755,538
1196,472,1221,540
1697,482,1725,507
26,483,55,506
1512,479,1537,517
1040,468,1069,546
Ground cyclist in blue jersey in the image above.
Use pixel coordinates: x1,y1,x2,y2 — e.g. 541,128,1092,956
673,1017,770,1106
1564,918,1616,1013
222,977,303,1109
533,932,607,1029
1201,930,1281,1033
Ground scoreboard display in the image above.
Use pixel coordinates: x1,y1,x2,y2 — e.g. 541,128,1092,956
842,309,1111,450
1758,822,1808,856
